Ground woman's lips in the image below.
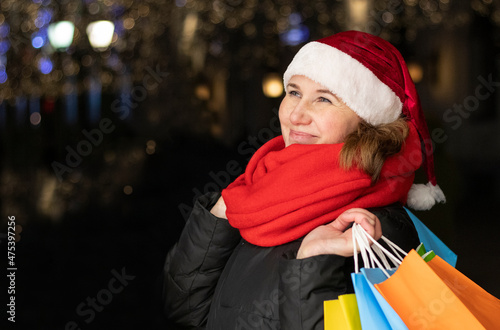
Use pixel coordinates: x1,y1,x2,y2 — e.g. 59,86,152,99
289,129,317,144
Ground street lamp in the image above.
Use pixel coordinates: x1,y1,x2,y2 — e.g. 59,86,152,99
86,20,115,124
47,21,75,50
86,20,115,51
47,21,77,125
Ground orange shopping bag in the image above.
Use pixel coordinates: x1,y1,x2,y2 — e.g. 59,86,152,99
375,250,500,329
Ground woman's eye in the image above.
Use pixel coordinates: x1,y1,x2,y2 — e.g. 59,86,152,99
319,97,332,103
289,90,300,97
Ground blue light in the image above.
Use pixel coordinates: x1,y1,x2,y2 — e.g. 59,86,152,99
176,0,187,7
29,96,40,115
107,53,121,70
110,4,126,16
0,40,10,54
32,36,44,48
280,25,310,46
31,28,48,49
35,18,44,28
113,20,125,37
35,8,53,28
39,57,53,74
0,71,7,84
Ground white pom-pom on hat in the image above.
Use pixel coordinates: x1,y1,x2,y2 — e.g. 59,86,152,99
407,183,446,211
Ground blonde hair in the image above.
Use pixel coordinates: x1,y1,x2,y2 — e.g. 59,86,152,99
340,117,409,182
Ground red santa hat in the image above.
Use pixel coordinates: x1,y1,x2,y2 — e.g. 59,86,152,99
283,30,445,210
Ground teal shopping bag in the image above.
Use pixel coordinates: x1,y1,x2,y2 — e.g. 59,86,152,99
404,207,457,267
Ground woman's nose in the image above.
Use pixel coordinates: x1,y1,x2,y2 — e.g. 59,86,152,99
289,101,311,125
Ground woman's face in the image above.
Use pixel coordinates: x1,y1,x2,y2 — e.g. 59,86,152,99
279,75,361,147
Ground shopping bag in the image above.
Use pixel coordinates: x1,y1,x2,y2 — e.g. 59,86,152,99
358,268,409,329
351,270,408,330
355,243,435,329
350,224,409,330
323,293,361,330
375,249,500,329
404,207,457,267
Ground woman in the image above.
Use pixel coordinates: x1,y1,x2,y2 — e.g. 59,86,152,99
162,31,445,329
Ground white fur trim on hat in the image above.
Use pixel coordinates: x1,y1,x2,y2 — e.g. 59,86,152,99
283,42,402,126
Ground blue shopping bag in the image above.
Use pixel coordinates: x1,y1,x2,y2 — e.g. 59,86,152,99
351,269,408,330
361,268,408,329
404,207,457,267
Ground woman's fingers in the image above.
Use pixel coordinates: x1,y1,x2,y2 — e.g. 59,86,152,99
333,208,382,240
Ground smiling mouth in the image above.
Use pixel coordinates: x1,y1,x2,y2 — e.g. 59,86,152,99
289,130,317,144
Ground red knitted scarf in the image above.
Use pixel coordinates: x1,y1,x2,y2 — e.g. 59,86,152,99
222,123,422,247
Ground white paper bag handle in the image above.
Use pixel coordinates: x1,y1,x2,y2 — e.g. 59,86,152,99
352,223,407,278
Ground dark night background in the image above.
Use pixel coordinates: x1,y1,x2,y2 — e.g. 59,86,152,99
1,0,500,329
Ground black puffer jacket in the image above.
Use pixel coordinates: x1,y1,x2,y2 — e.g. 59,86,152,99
162,192,419,329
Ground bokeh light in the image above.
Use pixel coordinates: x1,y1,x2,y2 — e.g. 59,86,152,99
146,140,156,155
86,20,115,50
123,185,133,195
38,57,53,74
47,21,75,50
0,40,9,54
31,35,45,49
30,112,42,126
280,25,310,46
0,71,7,84
262,73,284,98
176,0,187,8
35,8,52,28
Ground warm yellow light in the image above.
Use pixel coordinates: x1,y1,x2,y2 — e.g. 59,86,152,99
180,13,199,54
123,17,135,30
86,20,115,50
408,62,424,83
262,73,284,98
348,0,369,26
195,84,210,100
146,140,156,155
123,185,133,195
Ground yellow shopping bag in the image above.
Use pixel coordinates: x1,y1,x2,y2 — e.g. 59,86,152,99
324,293,362,330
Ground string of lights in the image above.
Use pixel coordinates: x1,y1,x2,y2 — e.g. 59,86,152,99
1,0,497,105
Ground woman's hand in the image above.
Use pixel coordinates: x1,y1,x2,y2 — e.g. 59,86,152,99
296,208,382,259
210,196,228,219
